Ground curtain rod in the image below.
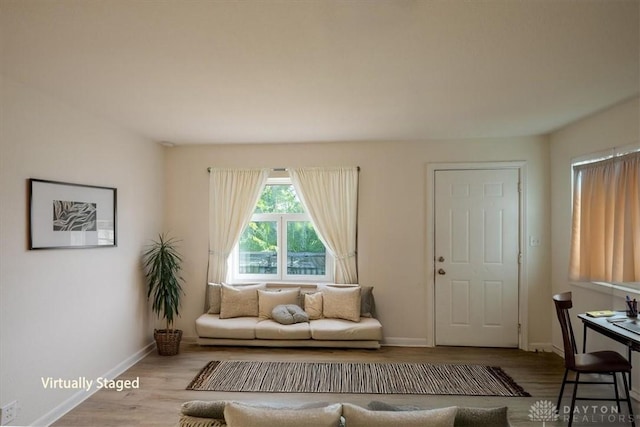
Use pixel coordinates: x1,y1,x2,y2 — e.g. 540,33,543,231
207,167,360,172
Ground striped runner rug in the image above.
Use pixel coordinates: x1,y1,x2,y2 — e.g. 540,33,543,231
186,360,530,396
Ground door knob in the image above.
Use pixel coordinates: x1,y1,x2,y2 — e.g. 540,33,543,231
438,268,446,275
438,256,445,262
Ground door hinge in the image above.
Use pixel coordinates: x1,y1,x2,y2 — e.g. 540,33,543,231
518,252,523,264
517,182,522,193
518,323,521,334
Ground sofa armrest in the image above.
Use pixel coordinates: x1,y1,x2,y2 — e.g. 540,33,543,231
179,414,226,427
181,400,226,419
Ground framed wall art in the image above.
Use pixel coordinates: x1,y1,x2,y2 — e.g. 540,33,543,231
29,178,117,249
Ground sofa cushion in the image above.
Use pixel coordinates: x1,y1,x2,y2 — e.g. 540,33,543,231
224,401,342,427
342,403,457,427
258,288,300,319
454,407,510,427
367,401,421,411
220,284,265,319
366,401,510,427
196,314,259,339
322,286,361,322
304,292,323,320
310,317,382,341
255,319,311,340
272,304,309,325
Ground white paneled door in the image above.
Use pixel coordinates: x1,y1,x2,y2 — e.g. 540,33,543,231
434,169,520,347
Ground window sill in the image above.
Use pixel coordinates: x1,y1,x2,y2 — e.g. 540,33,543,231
571,281,640,297
228,281,325,289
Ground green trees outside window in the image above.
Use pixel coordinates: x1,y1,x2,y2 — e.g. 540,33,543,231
237,184,328,278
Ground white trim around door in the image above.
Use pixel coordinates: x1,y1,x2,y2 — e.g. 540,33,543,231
425,161,528,350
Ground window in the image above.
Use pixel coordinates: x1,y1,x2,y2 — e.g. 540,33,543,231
569,146,640,283
231,178,333,282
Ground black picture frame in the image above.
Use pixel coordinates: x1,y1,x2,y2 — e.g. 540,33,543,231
28,178,117,249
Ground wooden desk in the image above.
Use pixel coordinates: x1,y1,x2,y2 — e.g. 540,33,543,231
578,313,640,387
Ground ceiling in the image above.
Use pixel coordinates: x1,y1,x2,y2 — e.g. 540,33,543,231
1,0,638,145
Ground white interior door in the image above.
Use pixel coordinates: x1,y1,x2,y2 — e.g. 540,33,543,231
434,169,520,347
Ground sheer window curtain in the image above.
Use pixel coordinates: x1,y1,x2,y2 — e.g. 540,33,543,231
289,167,359,284
207,168,270,289
569,151,640,282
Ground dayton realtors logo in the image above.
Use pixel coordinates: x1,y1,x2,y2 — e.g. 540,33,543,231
529,400,636,425
529,400,559,426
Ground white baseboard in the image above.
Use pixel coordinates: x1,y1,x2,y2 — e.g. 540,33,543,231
552,344,564,358
527,342,554,352
182,335,198,343
383,338,557,350
382,337,430,347
32,341,156,427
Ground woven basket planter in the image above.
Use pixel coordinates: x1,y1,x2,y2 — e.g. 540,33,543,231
154,329,183,356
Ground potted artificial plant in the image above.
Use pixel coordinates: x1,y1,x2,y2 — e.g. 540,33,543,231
143,233,185,356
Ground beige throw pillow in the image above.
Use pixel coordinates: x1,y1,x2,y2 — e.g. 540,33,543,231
258,288,300,319
219,284,264,319
327,284,375,317
224,402,342,427
322,286,361,322
342,403,457,427
304,292,323,320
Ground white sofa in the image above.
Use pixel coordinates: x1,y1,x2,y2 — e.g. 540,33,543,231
196,283,383,349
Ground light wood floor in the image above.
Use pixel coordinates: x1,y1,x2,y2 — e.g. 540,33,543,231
53,342,638,426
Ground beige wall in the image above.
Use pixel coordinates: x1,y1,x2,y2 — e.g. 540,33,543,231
549,97,640,355
165,136,551,348
0,76,164,426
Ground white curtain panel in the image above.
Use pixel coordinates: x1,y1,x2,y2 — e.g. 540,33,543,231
207,168,270,283
289,167,359,284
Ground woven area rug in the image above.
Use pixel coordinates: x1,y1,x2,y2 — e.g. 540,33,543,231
186,360,530,396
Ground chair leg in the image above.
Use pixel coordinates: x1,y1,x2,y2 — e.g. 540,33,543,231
567,372,580,427
621,372,635,427
614,372,621,412
557,368,569,412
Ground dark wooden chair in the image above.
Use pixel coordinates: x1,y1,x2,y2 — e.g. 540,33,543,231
554,291,635,426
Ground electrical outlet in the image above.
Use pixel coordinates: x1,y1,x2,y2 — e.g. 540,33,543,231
529,236,540,247
0,400,18,425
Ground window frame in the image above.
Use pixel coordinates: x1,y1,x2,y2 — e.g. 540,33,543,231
569,142,640,286
230,179,334,283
